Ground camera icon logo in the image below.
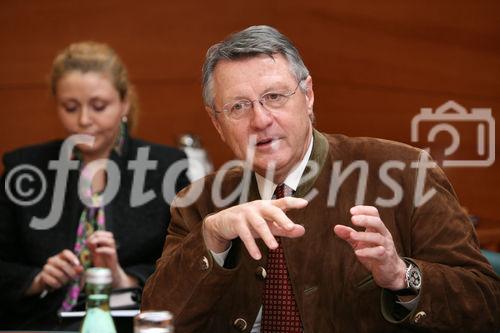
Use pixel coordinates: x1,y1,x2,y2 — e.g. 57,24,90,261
411,100,495,167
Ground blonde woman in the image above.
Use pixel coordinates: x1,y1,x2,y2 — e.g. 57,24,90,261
0,42,189,329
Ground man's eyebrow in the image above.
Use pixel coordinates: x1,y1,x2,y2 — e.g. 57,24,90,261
257,82,294,95
223,82,292,102
262,83,290,92
223,94,251,103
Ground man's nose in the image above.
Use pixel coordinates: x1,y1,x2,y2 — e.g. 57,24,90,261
250,100,273,130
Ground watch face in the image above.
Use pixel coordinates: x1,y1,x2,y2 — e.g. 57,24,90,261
408,267,422,289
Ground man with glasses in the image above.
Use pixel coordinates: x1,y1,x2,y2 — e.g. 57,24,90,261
143,25,499,332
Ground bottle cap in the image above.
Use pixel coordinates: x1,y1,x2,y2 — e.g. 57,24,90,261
86,267,112,285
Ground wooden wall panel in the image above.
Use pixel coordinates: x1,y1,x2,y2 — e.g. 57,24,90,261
0,0,498,221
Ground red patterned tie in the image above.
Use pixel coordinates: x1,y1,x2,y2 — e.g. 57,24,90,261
262,183,303,332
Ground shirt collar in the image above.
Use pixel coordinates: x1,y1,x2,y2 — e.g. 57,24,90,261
255,135,314,200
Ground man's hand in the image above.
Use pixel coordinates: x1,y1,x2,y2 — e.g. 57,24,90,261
203,197,308,260
334,205,407,290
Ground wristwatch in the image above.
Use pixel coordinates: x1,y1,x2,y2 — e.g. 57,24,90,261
396,261,422,296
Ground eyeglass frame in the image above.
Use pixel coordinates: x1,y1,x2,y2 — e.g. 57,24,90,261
212,80,304,120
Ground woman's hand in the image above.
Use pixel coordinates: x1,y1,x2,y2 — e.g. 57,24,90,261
26,249,83,296
87,230,138,288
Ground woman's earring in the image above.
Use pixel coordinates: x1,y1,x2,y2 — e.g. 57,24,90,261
122,116,128,123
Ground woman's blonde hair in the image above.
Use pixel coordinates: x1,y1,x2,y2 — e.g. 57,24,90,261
50,41,139,130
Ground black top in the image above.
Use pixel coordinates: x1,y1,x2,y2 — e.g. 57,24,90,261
0,135,190,329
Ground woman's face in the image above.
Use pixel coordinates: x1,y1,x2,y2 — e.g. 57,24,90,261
55,71,129,160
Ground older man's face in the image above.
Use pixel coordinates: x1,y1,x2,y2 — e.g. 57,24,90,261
208,54,314,182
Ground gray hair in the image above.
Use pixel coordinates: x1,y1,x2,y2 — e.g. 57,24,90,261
202,25,310,108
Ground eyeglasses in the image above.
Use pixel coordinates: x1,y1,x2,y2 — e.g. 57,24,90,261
214,81,303,120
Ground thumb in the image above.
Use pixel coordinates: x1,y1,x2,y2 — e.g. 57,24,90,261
271,223,306,238
333,225,357,247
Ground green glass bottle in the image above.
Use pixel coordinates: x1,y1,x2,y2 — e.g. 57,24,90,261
80,267,117,333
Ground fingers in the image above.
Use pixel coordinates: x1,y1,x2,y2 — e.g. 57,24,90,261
251,201,305,240
270,224,305,238
87,231,119,269
350,231,386,247
335,206,391,249
46,252,80,279
203,199,308,260
239,223,263,260
92,246,119,269
87,231,116,250
333,225,356,247
350,206,391,238
93,247,117,256
244,212,305,260
336,206,404,290
354,245,386,260
249,214,279,250
272,197,308,212
40,269,64,289
260,202,300,232
334,226,386,250
350,205,380,217
333,224,354,239
246,205,305,257
60,249,80,267
41,250,82,289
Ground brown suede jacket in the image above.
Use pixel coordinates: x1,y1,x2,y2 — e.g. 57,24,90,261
142,130,500,333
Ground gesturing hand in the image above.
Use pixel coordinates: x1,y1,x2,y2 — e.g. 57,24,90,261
334,205,407,290
203,197,308,260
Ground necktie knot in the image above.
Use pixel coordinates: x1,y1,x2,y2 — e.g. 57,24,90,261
273,183,293,199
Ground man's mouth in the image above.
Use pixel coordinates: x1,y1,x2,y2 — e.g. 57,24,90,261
257,138,274,146
255,137,282,150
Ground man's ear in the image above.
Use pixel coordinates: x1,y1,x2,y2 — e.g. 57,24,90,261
303,75,314,115
206,106,226,143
